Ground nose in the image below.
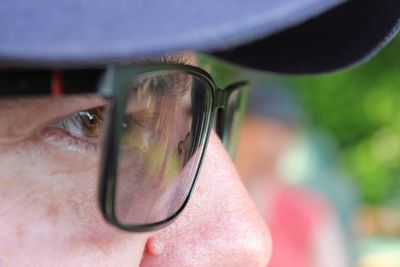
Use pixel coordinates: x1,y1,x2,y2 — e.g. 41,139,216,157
140,131,272,266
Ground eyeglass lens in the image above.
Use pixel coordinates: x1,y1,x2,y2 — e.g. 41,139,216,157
114,71,213,226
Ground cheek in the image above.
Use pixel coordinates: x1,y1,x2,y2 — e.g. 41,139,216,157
0,147,149,267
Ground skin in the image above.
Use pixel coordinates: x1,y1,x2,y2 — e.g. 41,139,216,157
0,56,271,266
140,132,271,267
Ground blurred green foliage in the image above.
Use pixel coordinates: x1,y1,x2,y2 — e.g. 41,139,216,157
289,36,400,205
200,36,400,205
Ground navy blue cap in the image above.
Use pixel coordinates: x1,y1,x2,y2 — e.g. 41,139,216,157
214,0,400,74
1,0,399,73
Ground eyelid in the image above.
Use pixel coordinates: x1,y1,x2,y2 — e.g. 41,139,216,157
51,105,106,137
0,95,107,138
32,101,108,155
49,97,108,124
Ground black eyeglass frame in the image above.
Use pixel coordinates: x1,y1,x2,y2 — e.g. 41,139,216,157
0,64,248,232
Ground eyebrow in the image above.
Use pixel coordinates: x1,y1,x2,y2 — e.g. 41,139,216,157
0,53,195,68
132,53,195,65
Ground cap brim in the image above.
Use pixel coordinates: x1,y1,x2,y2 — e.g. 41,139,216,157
1,0,399,74
213,0,400,74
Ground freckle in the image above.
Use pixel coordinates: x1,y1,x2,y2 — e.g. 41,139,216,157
46,203,59,223
195,184,205,195
15,224,26,240
69,200,80,216
146,237,165,256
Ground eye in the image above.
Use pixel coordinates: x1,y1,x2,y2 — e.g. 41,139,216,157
78,108,105,138
52,107,106,140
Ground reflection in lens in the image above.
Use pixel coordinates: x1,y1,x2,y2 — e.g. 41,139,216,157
114,71,212,226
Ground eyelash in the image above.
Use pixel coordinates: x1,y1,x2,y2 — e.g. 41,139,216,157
41,105,154,155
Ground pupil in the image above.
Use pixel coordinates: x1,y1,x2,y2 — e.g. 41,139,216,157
78,108,104,138
79,111,97,126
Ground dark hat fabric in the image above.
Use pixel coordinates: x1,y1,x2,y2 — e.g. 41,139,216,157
213,0,400,74
0,0,399,74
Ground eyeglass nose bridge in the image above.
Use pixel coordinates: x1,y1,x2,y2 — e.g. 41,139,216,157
214,87,229,109
214,80,249,152
214,80,249,109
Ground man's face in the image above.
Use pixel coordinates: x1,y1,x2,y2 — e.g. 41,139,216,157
0,54,271,266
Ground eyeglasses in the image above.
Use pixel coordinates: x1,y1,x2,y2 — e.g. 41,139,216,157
0,64,248,232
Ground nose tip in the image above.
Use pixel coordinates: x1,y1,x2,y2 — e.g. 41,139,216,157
220,209,272,266
208,196,272,266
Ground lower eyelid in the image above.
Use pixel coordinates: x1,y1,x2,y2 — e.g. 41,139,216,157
33,126,102,155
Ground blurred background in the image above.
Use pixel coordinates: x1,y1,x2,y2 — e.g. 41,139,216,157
200,35,400,267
